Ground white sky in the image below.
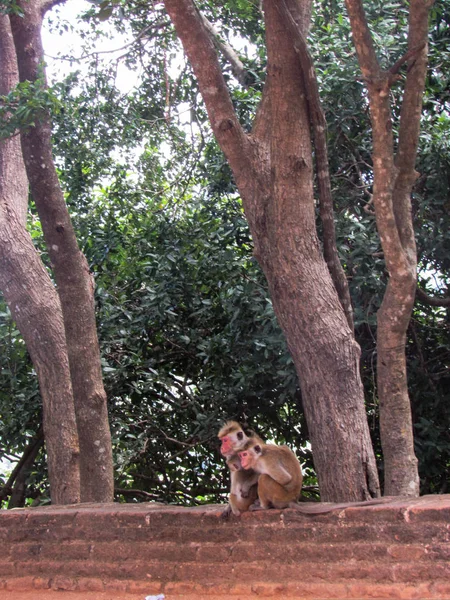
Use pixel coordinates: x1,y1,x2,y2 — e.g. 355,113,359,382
42,0,140,92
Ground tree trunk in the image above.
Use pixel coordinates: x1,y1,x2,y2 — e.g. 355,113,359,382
9,0,114,502
164,0,380,501
345,0,432,496
0,13,80,505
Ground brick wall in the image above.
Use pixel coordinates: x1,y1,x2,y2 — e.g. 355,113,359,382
1,495,450,599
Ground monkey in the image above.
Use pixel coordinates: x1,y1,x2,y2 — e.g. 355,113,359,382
222,455,259,517
218,420,263,458
239,439,303,510
218,421,263,517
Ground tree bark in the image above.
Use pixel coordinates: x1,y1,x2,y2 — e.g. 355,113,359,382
164,0,380,501
344,0,432,495
278,0,354,333
9,0,114,502
0,14,80,505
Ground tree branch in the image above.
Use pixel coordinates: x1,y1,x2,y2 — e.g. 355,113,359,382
416,287,450,307
1,427,44,506
344,0,382,80
200,14,254,88
40,0,67,16
278,0,354,332
393,0,431,251
388,42,426,83
163,0,254,191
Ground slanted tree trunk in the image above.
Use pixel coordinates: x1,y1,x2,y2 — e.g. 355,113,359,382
345,0,432,496
7,427,44,508
0,13,80,505
164,0,380,501
9,0,114,502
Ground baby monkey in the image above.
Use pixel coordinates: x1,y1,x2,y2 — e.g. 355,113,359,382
218,421,262,517
239,438,303,510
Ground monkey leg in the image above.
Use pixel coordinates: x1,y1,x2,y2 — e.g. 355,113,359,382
228,483,258,516
258,474,299,509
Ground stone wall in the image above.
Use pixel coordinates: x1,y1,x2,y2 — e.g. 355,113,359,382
1,495,450,599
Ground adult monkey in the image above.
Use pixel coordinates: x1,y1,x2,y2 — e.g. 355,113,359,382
218,421,262,517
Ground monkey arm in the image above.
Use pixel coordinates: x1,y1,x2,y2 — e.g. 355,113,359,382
262,461,292,487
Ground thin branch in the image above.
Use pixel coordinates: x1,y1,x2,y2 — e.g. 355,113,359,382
416,287,450,307
163,0,253,193
114,487,162,501
200,13,253,88
1,427,44,505
344,0,382,80
387,42,426,83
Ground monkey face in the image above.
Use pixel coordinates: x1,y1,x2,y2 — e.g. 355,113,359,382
220,429,245,457
227,458,242,472
239,443,263,470
238,450,252,470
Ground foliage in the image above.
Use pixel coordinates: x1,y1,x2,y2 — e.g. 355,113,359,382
0,69,61,140
0,0,23,16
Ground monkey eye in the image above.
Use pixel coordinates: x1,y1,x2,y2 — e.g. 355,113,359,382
237,432,243,440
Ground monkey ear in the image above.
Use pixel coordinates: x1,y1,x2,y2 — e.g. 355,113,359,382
254,444,262,454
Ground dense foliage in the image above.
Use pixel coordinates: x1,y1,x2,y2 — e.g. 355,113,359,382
0,0,448,506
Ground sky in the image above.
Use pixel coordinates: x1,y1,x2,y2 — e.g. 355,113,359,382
42,0,139,92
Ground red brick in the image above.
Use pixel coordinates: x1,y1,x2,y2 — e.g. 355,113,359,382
122,524,182,542
75,577,104,591
102,578,129,591
50,576,77,591
328,561,395,583
0,561,16,576
433,582,450,596
126,580,163,593
284,582,349,598
387,544,425,560
346,582,432,598
408,506,450,522
32,577,51,589
394,561,450,582
384,523,449,544
425,544,450,561
92,559,176,581
196,543,232,562
165,581,212,594
250,583,289,596
5,577,36,590
216,582,253,595
343,505,409,523
176,561,235,582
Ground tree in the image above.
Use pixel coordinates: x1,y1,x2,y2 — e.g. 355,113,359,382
0,12,80,504
1,0,114,502
344,0,432,495
163,0,380,502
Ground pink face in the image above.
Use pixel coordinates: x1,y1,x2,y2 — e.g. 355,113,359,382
220,429,245,456
238,450,251,470
220,436,234,457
